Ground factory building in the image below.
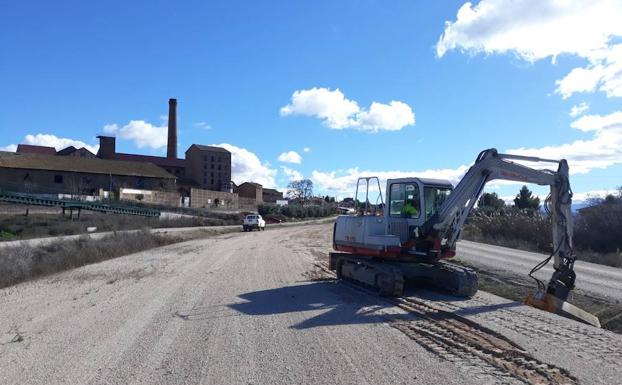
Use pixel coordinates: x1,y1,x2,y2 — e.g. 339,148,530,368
1,99,282,209
0,151,175,195
95,99,232,193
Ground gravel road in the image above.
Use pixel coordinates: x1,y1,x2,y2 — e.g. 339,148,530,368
1,224,621,384
456,240,622,301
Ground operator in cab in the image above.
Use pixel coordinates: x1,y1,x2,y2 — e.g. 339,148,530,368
402,195,419,218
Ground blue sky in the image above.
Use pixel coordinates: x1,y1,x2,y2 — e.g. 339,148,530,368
1,0,621,201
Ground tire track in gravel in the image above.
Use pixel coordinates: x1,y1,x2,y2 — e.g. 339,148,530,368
308,258,580,385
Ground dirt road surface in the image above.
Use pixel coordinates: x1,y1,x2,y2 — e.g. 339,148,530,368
1,223,621,384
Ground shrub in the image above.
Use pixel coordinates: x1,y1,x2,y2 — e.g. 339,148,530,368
258,203,336,219
463,210,552,253
574,203,622,254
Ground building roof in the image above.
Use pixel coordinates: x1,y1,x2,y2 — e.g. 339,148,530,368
114,153,186,168
56,146,77,155
263,188,282,194
187,144,230,154
56,146,96,156
239,182,262,188
0,151,175,179
16,144,57,155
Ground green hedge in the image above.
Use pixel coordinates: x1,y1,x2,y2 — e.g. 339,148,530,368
258,203,336,219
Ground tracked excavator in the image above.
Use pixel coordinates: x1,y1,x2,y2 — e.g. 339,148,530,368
329,148,600,327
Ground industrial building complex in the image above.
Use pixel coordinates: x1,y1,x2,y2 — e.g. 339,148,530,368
0,99,282,210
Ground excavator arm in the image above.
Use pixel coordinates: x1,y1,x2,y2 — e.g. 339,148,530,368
429,148,599,327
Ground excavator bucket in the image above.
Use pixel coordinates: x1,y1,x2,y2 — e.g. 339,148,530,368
524,292,600,328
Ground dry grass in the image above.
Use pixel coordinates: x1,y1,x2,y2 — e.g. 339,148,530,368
0,230,182,289
462,211,622,268
0,211,241,242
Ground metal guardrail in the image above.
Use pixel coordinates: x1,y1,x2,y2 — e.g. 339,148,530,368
0,191,160,217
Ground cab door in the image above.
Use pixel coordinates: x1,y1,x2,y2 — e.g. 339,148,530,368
386,180,425,244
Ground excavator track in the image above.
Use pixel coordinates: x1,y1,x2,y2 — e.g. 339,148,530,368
329,252,478,297
334,255,404,296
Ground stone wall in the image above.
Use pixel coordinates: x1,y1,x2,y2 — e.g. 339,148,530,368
119,188,181,207
238,196,258,211
190,188,239,209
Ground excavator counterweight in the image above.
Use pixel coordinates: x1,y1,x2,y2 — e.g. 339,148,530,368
330,149,600,327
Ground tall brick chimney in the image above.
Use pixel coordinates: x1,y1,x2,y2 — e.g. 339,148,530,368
167,98,177,159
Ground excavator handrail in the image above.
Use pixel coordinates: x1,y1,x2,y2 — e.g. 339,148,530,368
354,176,384,216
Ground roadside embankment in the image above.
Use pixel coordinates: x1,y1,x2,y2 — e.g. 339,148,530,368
0,217,336,289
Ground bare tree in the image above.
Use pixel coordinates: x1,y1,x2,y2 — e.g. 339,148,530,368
287,179,313,205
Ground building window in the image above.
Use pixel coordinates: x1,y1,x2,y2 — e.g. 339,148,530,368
211,164,214,169
211,155,215,162
218,164,221,170
211,172,214,177
211,179,214,185
218,156,221,162
204,178,207,184
204,164,207,170
54,175,63,184
204,155,207,161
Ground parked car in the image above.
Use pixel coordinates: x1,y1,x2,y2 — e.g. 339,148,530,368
243,214,266,231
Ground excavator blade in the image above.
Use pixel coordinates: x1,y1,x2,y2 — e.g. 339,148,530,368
524,292,601,328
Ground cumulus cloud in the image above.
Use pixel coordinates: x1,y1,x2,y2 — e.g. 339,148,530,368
437,0,622,98
569,102,590,118
556,44,622,98
2,134,99,154
0,144,18,152
211,143,277,188
311,165,470,196
280,87,415,133
103,120,168,149
277,150,302,164
508,111,622,174
303,147,311,153
281,166,303,181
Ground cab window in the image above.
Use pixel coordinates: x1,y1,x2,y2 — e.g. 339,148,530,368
389,183,420,218
423,187,451,220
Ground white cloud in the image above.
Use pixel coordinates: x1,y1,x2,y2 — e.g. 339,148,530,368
194,122,212,130
103,120,168,149
280,87,415,132
437,0,622,98
2,134,99,154
277,150,302,164
508,111,622,174
0,144,17,152
281,166,303,181
311,165,470,196
556,64,607,98
211,143,277,188
303,147,311,153
556,44,622,98
569,102,590,117
355,101,416,131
